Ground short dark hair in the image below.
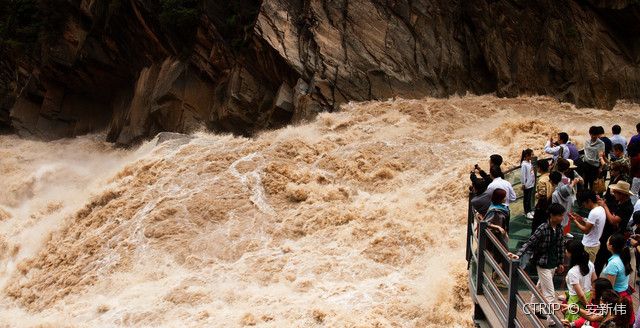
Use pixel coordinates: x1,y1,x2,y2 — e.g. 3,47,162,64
549,171,562,184
577,189,597,205
556,158,570,172
598,126,606,135
636,122,640,133
589,126,599,135
491,189,507,205
537,159,549,172
612,125,621,134
490,154,503,167
490,165,502,179
472,179,486,194
558,132,569,143
548,203,566,216
613,143,624,153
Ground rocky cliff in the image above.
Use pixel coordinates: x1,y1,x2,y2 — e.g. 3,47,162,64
1,0,639,145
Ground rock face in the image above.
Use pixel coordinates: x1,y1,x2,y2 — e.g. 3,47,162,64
1,0,639,145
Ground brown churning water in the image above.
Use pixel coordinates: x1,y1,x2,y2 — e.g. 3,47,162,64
0,95,638,327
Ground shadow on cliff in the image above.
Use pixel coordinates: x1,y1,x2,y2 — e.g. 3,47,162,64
1,0,639,146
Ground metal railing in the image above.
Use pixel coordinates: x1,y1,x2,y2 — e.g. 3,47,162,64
467,207,563,328
467,156,564,328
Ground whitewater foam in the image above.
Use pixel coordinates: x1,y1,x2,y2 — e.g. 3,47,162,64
0,95,638,326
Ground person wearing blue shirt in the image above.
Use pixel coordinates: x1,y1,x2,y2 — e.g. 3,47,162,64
610,125,627,158
601,232,635,325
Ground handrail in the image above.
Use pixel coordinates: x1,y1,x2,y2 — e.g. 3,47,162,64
516,294,546,328
518,267,563,327
467,155,565,328
467,153,612,327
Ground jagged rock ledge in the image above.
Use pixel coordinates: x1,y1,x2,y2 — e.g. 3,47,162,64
1,0,639,146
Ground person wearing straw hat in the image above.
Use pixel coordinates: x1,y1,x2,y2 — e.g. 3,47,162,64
593,181,635,276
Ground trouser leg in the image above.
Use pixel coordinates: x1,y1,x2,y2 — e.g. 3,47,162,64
533,266,557,323
631,177,640,205
595,244,612,277
584,163,599,191
585,245,600,264
524,188,533,214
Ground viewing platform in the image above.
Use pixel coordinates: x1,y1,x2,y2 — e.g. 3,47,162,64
467,158,640,328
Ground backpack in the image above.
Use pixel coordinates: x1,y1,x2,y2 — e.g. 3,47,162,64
549,145,564,172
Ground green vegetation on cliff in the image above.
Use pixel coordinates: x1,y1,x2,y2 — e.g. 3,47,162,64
0,0,66,53
158,0,201,58
220,0,261,50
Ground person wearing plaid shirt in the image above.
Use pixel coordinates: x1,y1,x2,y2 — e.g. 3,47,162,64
509,203,566,323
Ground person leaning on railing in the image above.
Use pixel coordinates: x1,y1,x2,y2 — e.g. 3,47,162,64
477,188,511,288
470,154,504,191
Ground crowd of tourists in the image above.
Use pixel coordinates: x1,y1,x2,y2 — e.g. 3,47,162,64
470,123,640,328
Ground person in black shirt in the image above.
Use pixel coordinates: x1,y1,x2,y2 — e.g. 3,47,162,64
594,181,635,276
470,154,503,191
598,126,613,160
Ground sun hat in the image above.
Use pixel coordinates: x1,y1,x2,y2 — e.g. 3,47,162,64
557,184,573,201
608,181,634,196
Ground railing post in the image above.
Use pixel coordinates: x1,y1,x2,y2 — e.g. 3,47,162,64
476,220,487,295
467,191,474,265
531,156,538,213
506,257,520,328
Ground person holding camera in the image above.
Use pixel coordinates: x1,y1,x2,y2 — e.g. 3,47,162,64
545,133,571,163
470,154,503,191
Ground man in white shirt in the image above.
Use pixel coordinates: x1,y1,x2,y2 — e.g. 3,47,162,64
487,166,516,206
610,124,627,158
570,190,606,263
544,132,570,162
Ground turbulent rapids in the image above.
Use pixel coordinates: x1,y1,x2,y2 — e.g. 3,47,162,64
0,95,638,327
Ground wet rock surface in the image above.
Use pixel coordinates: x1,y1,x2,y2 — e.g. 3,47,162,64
1,0,639,145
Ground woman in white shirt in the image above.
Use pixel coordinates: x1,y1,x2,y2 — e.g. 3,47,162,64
564,240,597,323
